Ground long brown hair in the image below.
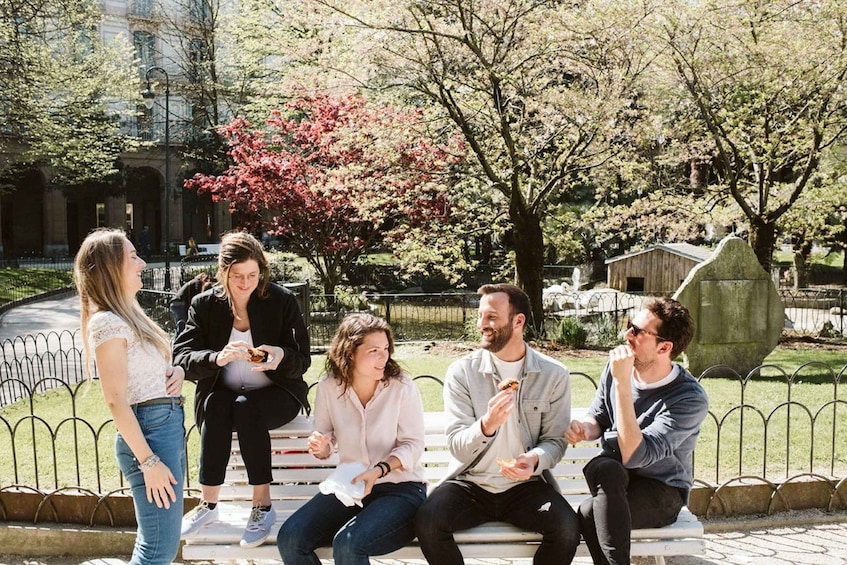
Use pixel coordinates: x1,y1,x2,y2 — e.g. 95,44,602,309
325,313,402,394
73,228,171,377
214,231,271,309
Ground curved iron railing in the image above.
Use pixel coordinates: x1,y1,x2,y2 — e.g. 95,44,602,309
0,327,845,525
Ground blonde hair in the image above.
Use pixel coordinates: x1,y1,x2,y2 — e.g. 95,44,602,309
73,228,171,378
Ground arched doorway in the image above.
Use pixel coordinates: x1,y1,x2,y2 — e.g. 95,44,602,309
126,166,163,253
1,168,45,256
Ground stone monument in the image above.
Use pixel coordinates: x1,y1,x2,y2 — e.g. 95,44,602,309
673,235,784,378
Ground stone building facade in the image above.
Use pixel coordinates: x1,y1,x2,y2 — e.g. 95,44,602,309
0,0,232,258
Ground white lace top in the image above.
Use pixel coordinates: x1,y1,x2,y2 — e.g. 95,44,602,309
88,311,170,405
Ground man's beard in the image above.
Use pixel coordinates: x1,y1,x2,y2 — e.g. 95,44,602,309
481,322,513,353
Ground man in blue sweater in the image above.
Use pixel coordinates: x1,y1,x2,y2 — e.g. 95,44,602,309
566,297,708,565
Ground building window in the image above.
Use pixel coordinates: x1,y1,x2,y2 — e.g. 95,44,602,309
132,0,154,19
189,0,212,24
133,30,155,75
96,203,106,227
626,277,645,293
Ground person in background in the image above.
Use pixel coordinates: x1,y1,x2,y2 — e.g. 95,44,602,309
139,226,151,259
169,272,212,336
566,297,708,565
414,283,580,565
74,228,185,565
186,235,200,257
277,313,426,565
175,231,311,548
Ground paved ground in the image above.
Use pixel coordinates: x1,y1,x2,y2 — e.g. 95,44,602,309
0,508,845,564
0,292,80,343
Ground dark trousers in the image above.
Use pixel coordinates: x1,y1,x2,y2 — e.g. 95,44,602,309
578,455,685,565
414,479,580,565
199,385,301,486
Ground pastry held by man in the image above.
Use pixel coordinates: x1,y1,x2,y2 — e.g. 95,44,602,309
497,378,519,391
496,458,517,468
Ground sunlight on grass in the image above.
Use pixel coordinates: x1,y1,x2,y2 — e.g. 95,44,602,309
1,343,845,492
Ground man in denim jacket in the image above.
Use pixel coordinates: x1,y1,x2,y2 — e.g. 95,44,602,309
415,283,580,565
566,297,709,565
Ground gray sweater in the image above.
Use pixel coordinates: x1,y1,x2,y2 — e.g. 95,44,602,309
588,362,709,498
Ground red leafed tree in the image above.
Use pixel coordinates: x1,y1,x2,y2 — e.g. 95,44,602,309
185,93,463,295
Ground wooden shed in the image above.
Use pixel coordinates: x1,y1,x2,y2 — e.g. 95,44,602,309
605,243,713,294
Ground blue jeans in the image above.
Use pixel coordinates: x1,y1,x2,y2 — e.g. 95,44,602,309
277,481,426,565
115,399,186,565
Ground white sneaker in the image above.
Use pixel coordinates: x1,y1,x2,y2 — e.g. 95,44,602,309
181,500,219,537
240,505,276,548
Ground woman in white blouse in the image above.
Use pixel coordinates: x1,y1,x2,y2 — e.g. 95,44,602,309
74,228,185,565
277,313,427,565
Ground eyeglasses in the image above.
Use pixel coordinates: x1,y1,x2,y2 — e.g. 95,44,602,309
627,321,669,342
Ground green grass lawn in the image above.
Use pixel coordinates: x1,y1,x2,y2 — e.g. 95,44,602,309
1,342,845,493
0,268,74,303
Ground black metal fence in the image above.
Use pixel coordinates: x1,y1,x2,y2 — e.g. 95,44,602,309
2,330,845,490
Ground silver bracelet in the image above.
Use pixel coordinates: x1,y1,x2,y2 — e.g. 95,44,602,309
139,454,161,472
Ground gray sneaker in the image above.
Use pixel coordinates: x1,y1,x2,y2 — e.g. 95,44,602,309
240,505,276,548
181,500,219,537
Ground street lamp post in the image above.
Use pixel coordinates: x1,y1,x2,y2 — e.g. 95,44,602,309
141,66,171,290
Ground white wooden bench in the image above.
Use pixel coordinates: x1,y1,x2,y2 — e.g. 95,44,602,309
182,407,704,564
178,243,222,257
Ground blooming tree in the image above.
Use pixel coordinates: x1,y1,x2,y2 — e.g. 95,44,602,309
185,93,464,295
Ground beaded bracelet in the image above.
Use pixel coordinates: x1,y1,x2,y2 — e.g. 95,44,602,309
376,461,391,477
139,454,161,472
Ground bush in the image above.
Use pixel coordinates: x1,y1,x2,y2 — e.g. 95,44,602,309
550,316,588,348
268,252,313,285
585,313,622,349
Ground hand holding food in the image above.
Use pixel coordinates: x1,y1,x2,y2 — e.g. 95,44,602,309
498,453,536,482
248,347,268,363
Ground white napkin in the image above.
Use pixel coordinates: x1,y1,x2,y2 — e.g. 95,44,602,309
319,462,367,507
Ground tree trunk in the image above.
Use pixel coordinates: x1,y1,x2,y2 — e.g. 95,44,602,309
748,220,778,276
509,204,545,336
791,238,813,290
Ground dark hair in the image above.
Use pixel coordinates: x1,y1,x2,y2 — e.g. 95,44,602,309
325,313,403,395
645,297,695,358
477,283,531,320
215,231,270,300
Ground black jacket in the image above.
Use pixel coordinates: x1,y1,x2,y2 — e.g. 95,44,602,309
173,282,311,428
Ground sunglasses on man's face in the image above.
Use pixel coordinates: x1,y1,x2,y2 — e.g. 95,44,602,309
627,321,668,342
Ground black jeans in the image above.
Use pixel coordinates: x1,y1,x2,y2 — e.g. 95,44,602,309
199,385,301,486
578,455,685,565
414,479,580,565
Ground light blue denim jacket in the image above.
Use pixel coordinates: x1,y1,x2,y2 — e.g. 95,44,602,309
436,345,571,492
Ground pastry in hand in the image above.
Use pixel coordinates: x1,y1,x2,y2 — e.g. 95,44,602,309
497,378,519,391
248,347,268,363
496,457,517,468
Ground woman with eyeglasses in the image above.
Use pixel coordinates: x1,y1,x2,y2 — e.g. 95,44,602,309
174,231,311,548
74,228,186,565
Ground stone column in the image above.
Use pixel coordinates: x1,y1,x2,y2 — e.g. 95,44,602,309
106,194,127,229
43,186,69,256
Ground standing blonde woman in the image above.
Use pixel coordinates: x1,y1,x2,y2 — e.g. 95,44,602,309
74,228,186,565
